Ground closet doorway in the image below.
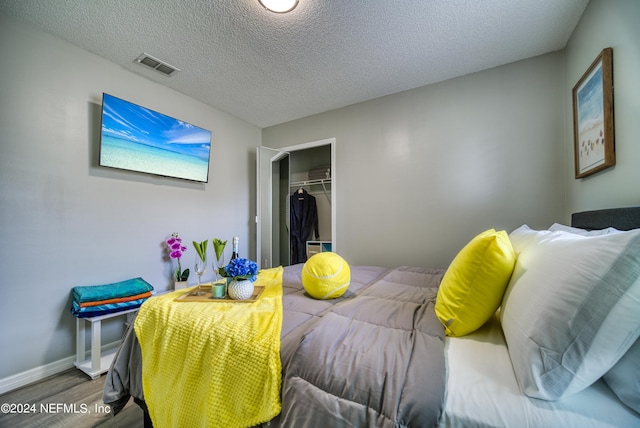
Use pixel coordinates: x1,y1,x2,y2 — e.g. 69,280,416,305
257,138,336,269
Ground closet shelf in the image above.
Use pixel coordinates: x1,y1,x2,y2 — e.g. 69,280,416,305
290,179,331,187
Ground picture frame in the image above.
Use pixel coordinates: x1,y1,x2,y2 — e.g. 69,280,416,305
572,47,614,178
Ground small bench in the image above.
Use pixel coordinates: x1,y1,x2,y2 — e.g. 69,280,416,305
71,277,155,379
74,308,139,379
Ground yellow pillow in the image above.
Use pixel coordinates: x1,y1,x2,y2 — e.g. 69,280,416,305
435,229,516,337
302,252,351,299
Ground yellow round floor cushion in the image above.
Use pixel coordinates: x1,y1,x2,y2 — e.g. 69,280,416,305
435,229,516,337
302,252,351,299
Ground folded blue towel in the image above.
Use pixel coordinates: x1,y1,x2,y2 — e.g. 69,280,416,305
71,277,153,303
71,297,148,318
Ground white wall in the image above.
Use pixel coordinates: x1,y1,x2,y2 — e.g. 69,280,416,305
263,52,566,268
564,0,640,214
0,15,260,382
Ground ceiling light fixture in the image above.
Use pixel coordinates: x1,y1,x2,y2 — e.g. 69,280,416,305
258,0,298,13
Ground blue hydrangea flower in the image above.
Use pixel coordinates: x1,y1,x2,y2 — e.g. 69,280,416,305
222,258,259,282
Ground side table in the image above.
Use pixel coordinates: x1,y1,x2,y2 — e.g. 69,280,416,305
74,308,139,379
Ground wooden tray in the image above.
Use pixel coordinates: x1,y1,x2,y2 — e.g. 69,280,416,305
174,284,264,303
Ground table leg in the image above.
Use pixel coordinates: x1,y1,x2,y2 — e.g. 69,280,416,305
76,318,85,364
91,319,101,374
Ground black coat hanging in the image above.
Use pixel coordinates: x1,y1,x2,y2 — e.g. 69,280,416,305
290,188,319,264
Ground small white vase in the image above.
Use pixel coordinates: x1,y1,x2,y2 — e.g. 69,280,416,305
228,279,254,300
174,280,188,290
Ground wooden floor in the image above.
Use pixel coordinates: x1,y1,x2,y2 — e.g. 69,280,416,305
0,368,143,428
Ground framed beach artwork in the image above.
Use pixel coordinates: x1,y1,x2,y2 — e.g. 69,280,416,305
572,47,614,178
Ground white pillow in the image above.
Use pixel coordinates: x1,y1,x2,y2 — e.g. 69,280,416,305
603,338,640,414
501,225,640,400
548,223,621,236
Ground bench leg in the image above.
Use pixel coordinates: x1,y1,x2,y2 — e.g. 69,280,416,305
91,319,101,374
76,318,85,364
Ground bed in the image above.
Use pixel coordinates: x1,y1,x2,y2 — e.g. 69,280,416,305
103,207,640,427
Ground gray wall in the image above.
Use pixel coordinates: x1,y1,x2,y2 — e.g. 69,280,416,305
263,0,640,270
263,52,566,268
563,0,640,214
0,15,260,381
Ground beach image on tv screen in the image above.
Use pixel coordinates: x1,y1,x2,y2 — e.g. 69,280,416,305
99,93,212,182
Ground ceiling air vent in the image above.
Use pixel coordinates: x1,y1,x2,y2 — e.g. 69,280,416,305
135,53,180,76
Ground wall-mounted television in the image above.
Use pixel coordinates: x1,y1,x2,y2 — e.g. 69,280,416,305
99,93,212,183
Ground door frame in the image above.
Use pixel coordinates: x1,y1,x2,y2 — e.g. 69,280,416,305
256,137,336,269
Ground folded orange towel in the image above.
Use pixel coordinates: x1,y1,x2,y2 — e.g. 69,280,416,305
79,291,152,307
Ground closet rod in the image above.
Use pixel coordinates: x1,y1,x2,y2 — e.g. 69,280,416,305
290,179,331,205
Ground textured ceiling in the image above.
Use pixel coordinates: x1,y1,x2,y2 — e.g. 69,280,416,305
1,0,588,128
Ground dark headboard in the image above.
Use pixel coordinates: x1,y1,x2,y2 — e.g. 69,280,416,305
571,206,640,231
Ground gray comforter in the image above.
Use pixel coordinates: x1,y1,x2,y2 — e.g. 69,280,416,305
104,265,446,427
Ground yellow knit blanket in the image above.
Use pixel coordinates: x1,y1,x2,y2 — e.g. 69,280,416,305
134,267,283,428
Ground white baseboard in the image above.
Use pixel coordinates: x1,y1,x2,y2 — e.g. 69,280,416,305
0,340,120,395
0,357,75,395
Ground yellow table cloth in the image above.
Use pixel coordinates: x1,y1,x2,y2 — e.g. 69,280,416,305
134,267,283,428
